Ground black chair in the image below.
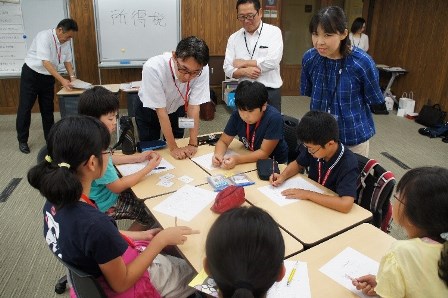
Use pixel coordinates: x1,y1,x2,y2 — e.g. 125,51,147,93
283,114,301,163
55,257,106,298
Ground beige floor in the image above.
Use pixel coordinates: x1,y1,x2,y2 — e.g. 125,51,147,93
0,96,447,297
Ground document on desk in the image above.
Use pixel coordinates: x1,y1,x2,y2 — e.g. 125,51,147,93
319,247,379,298
189,260,311,298
153,184,216,221
191,150,236,171
267,260,311,298
258,176,324,206
71,79,93,90
115,158,174,177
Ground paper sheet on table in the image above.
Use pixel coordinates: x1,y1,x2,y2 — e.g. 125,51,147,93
71,79,93,89
267,260,311,298
257,176,324,206
319,247,379,298
153,185,216,221
115,158,174,177
191,150,235,171
189,260,311,298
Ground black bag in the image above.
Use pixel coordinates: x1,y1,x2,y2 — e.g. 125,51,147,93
112,116,136,155
256,158,279,181
415,104,446,127
370,102,389,115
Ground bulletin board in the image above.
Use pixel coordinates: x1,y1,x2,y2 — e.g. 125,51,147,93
0,0,69,77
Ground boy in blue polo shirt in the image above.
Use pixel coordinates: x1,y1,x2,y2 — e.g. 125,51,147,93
213,81,288,169
78,86,162,230
270,110,358,213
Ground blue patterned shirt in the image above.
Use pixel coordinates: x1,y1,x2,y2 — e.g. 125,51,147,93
300,47,384,146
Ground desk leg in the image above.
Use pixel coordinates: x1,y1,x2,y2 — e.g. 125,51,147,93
384,73,399,103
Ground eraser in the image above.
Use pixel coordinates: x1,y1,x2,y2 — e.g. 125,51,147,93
119,60,130,64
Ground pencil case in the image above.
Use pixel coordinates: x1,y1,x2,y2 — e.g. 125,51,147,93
256,158,279,181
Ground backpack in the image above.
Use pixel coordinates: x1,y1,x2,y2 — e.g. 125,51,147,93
112,116,136,155
355,154,395,232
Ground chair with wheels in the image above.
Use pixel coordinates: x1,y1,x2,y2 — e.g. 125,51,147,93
55,257,106,298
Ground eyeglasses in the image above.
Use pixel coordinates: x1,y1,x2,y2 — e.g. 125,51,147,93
303,144,321,155
176,59,202,77
102,148,115,156
237,11,259,21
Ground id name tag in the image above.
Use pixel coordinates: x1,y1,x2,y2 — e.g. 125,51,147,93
178,117,194,128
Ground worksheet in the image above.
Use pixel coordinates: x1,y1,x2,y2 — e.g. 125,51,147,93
191,150,235,171
267,260,311,298
257,176,324,206
189,260,311,298
115,158,174,177
153,185,216,221
319,247,379,298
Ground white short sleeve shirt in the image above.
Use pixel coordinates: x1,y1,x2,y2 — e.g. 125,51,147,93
25,29,73,75
138,53,210,114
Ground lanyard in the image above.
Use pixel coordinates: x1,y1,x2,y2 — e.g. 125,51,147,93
317,144,345,186
244,22,264,59
51,31,61,64
169,59,190,112
245,121,260,151
320,58,344,113
80,194,135,248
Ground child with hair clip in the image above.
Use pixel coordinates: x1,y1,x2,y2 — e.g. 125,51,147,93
204,206,286,298
353,166,448,297
28,115,198,297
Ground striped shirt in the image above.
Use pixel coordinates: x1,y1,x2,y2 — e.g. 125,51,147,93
300,47,384,146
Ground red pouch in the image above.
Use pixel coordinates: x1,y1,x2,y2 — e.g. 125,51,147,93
210,185,245,214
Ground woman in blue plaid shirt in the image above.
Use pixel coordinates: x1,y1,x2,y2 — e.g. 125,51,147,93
300,6,384,157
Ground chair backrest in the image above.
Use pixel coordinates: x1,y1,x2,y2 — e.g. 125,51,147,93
56,257,106,298
355,153,395,232
283,114,301,163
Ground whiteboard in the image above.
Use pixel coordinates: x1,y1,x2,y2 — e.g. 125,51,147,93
94,0,180,67
0,0,69,77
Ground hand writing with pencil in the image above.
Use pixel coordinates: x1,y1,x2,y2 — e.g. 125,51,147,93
269,172,285,186
352,274,378,296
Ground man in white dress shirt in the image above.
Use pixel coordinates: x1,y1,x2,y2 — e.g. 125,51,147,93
16,19,77,154
135,36,210,160
223,0,283,112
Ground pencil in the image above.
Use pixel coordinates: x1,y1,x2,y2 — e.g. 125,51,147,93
287,261,298,286
272,157,276,182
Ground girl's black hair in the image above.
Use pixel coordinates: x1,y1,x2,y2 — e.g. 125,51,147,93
396,166,448,286
350,17,366,34
27,116,110,209
206,206,285,298
309,6,351,57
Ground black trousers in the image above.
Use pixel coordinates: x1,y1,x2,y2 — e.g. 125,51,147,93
267,87,282,113
16,63,55,143
134,98,186,142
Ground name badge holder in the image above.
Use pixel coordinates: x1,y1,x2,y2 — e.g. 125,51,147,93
179,117,195,128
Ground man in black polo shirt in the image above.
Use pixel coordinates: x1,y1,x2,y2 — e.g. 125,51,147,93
269,110,358,213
